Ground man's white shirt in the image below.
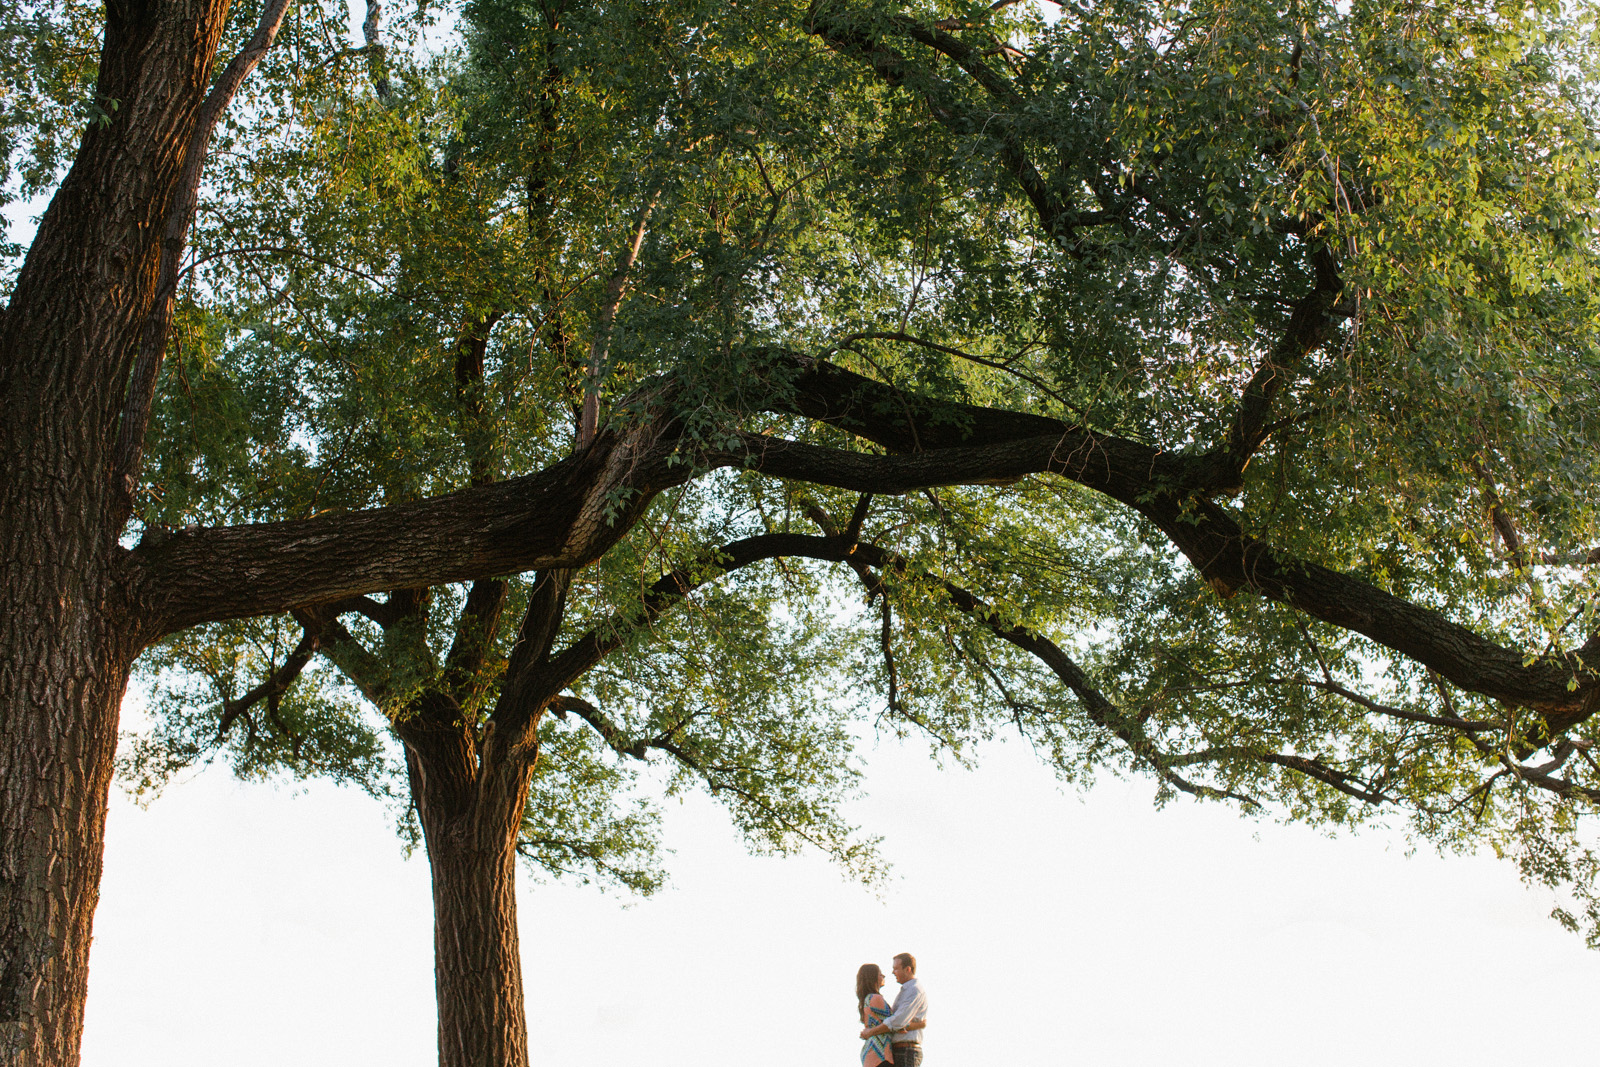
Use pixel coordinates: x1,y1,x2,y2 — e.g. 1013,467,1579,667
883,977,928,1044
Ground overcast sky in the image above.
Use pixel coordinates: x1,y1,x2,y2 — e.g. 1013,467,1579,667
83,690,1600,1067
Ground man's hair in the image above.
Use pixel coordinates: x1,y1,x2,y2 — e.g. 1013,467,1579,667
893,953,916,975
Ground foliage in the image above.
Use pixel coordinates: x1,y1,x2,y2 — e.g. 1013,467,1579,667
39,0,1600,938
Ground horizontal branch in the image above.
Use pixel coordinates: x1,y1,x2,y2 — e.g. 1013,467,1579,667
128,421,685,639
1145,497,1594,719
1260,752,1395,804
1211,675,1501,733
126,347,1595,726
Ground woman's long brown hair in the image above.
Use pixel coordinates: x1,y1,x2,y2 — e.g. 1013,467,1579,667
856,963,883,1019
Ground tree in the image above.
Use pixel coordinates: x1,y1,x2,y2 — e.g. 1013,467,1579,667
118,7,901,1062
5,0,1600,1065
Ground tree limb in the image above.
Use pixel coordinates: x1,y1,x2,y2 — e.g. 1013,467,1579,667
442,578,509,701
128,350,1598,724
1260,752,1395,804
1226,274,1341,472
534,533,856,697
490,569,573,748
454,311,507,487
111,0,296,527
216,628,319,740
579,191,658,447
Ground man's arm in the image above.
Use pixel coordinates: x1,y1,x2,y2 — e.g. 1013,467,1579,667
882,984,927,1032
862,985,927,1038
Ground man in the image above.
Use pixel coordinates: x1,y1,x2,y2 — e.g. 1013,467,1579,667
860,952,928,1067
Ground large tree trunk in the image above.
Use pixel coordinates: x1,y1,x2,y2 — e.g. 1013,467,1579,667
0,575,135,1066
428,822,530,1067
409,733,536,1067
0,2,230,1062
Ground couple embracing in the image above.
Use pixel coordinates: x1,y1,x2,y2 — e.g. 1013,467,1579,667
855,953,928,1067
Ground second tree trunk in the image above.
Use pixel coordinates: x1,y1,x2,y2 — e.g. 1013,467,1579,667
414,747,534,1067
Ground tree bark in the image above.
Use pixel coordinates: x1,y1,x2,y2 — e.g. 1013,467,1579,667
406,721,538,1067
426,818,530,1067
0,566,135,1067
0,1,231,1061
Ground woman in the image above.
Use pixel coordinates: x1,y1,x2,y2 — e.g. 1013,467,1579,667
856,963,894,1067
855,964,923,1066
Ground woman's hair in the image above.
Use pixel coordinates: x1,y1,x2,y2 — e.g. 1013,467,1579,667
855,963,883,1017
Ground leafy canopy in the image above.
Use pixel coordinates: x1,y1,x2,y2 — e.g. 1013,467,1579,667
34,0,1600,935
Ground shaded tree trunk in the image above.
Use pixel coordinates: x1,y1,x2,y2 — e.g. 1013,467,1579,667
0,1,230,1061
428,823,529,1067
408,729,537,1067
0,565,136,1066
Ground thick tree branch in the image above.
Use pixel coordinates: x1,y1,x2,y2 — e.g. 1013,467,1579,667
130,349,1596,725
303,607,477,788
442,578,509,701
739,375,1597,719
490,569,573,748
111,0,296,526
320,593,402,627
1226,277,1340,471
294,610,389,708
774,352,1236,489
129,416,683,637
1142,496,1594,720
454,311,507,487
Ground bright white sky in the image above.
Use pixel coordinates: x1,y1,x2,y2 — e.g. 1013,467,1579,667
84,690,1600,1067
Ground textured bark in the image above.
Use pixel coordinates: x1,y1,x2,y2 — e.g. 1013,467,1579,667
405,716,538,1067
316,591,548,1067
0,2,231,1061
0,554,135,1067
429,830,529,1067
110,0,295,524
129,415,684,637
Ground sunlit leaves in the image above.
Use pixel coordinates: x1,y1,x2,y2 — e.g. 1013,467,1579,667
114,0,1600,935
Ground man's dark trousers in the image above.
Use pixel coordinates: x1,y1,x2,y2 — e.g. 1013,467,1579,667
891,1045,922,1067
